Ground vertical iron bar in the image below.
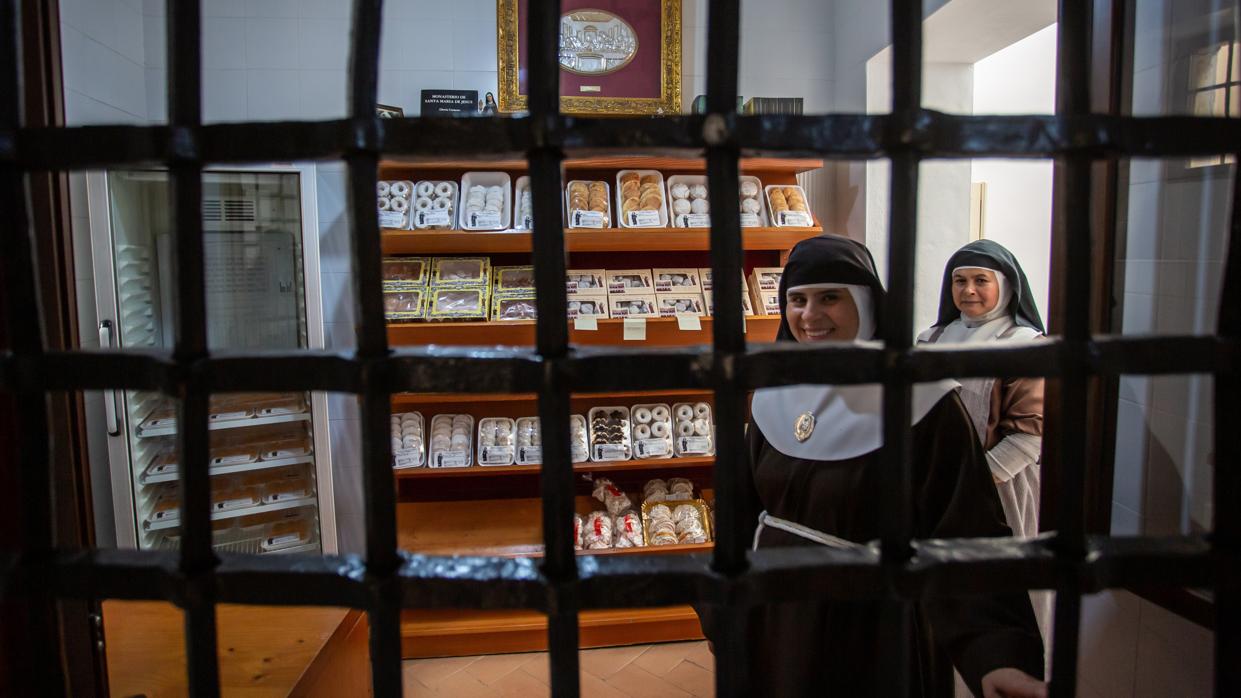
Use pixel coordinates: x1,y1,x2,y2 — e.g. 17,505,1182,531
704,0,747,696
0,2,64,693
346,1,401,696
876,2,922,697
165,1,220,695
1213,153,1241,696
526,0,578,695
1049,1,1093,695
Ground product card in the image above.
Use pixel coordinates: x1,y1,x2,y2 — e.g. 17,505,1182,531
212,453,254,466
469,211,502,229
740,213,761,227
779,211,813,227
392,448,422,469
628,210,661,227
521,214,533,230
623,317,646,340
636,438,669,458
594,443,627,461
571,210,607,228
435,450,469,468
677,213,712,228
574,315,598,331
417,209,452,227
480,445,514,465
518,446,542,464
379,210,407,229
267,532,302,547
676,314,702,331
678,436,713,454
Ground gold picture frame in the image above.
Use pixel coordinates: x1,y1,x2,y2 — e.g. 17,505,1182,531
497,0,682,115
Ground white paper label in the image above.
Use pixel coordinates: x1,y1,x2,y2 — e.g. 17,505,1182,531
676,314,702,331
215,497,253,511
636,438,669,458
267,533,302,547
379,210,406,228
212,453,254,466
740,212,761,227
677,213,712,228
469,210,502,229
416,209,452,227
678,436,712,454
392,448,422,469
573,315,598,331
435,450,469,467
518,446,542,464
623,317,647,340
594,443,627,461
779,211,813,227
628,210,661,227
521,214,533,230
481,446,514,465
571,210,607,228
266,446,310,459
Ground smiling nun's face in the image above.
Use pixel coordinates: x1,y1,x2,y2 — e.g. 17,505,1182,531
952,267,1000,319
785,287,859,343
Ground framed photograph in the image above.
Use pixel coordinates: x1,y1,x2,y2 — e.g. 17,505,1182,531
497,0,682,115
376,104,405,119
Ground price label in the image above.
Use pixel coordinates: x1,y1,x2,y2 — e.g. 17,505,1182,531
636,438,669,458
416,209,452,227
469,210,502,229
267,533,302,547
267,445,311,459
212,453,254,466
740,212,761,227
518,446,542,464
779,211,813,227
571,210,607,228
627,210,661,227
379,210,407,229
678,436,713,455
435,450,468,468
594,443,628,461
392,448,422,469
677,213,712,228
481,446,514,465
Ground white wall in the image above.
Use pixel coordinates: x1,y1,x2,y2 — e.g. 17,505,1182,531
971,24,1057,323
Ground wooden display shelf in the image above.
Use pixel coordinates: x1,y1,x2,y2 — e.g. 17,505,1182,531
392,388,709,406
395,455,714,480
380,155,823,174
401,606,704,659
381,225,822,255
389,314,780,346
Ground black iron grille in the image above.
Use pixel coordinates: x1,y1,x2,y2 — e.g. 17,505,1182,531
1,1,1238,696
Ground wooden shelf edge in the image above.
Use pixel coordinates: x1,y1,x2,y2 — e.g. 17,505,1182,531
391,388,712,405
380,155,824,173
395,456,714,479
401,541,714,559
388,315,781,347
381,225,822,254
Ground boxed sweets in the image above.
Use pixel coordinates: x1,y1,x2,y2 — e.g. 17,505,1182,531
738,176,767,227
608,294,658,319
377,180,414,230
567,296,609,320
428,413,474,467
566,180,612,228
491,294,537,321
666,175,711,228
749,266,784,292
655,293,706,317
458,172,511,231
381,256,428,291
698,267,750,292
383,288,426,321
492,265,535,296
432,257,491,288
566,269,607,296
615,170,668,228
605,269,654,295
428,287,488,321
652,267,702,294
751,288,780,316
765,184,814,227
703,289,756,316
410,180,458,230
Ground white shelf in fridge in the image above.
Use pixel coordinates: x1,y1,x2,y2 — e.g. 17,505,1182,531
142,495,318,531
136,411,311,438
138,454,315,485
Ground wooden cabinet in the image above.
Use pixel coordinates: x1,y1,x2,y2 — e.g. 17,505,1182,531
382,155,821,658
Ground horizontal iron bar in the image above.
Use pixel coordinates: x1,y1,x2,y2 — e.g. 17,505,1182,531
8,112,1241,170
4,535,1211,611
1,336,1234,395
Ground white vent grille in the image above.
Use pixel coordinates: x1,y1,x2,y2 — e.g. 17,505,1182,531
202,197,257,231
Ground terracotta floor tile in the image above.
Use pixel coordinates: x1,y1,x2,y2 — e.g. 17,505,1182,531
604,664,694,698
403,655,480,690
424,669,501,698
490,668,552,698
579,644,648,679
465,652,537,686
580,671,629,698
632,643,694,676
402,663,435,697
518,653,551,684
683,641,715,671
661,660,716,697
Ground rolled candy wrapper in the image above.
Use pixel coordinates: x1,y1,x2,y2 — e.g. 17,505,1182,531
613,512,644,548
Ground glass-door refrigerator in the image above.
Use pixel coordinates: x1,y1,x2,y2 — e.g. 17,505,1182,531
86,164,336,555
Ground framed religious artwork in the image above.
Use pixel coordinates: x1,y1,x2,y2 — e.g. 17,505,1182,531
497,0,682,115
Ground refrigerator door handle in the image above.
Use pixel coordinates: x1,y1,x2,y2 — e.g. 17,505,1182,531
99,320,120,436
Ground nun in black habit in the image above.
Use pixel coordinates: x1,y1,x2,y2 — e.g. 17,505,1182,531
702,234,1045,697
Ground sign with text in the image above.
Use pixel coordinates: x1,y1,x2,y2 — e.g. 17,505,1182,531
421,89,479,117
